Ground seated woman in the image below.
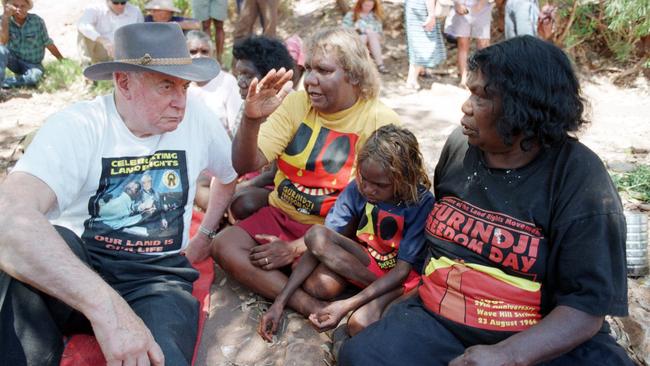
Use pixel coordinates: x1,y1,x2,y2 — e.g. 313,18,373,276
342,0,388,74
258,124,434,341
340,36,633,366
144,0,200,31
211,27,400,319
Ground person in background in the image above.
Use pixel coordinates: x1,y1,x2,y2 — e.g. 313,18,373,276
404,0,447,90
504,0,539,39
285,34,305,90
0,23,236,365
0,0,64,89
145,0,200,32
339,35,633,366
233,0,278,43
444,0,492,86
342,0,388,74
212,27,400,322
77,0,143,64
190,0,227,62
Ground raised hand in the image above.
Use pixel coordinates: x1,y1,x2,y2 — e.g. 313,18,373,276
258,302,284,342
244,68,294,122
250,234,297,269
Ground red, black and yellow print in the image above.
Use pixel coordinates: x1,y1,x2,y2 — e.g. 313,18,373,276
356,203,405,270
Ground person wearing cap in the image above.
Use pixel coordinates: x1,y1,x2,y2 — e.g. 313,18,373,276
0,22,236,365
0,0,64,89
145,0,200,32
77,0,143,64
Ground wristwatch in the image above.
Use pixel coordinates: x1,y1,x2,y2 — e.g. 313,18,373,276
198,225,218,239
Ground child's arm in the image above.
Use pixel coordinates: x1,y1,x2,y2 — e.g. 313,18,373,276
46,43,64,60
258,250,321,341
309,259,412,332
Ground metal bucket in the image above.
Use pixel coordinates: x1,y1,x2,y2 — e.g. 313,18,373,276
624,211,649,277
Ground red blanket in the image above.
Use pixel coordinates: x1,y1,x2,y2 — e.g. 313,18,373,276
60,211,213,366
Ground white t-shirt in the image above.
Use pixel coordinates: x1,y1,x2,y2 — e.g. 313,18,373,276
13,94,237,255
77,1,144,42
187,70,242,138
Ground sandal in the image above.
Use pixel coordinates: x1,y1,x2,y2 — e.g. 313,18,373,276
377,64,389,74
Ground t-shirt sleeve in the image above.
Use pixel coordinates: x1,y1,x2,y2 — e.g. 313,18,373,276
12,107,97,215
77,6,101,41
324,181,361,233
397,191,435,271
550,212,628,317
257,91,304,163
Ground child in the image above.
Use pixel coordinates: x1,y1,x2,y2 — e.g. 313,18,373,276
258,124,434,340
342,0,388,73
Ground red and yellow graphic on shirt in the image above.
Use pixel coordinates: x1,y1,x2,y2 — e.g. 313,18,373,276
356,203,404,270
276,120,359,216
419,197,545,332
420,257,542,332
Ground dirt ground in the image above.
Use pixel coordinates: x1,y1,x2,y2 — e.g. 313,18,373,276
1,0,649,365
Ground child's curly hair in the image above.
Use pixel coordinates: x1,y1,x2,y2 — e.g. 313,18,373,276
357,124,431,205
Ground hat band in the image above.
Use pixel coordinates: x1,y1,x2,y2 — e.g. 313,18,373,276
116,53,192,66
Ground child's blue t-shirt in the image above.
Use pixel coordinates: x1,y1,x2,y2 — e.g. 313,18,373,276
324,180,434,273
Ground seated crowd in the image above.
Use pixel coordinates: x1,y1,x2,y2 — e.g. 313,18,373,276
0,1,635,366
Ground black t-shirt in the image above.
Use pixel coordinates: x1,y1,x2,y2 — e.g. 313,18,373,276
418,128,628,345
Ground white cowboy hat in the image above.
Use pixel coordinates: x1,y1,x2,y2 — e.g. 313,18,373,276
144,0,181,13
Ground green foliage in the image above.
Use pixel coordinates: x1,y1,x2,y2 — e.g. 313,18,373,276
37,59,83,93
612,165,650,203
90,80,114,96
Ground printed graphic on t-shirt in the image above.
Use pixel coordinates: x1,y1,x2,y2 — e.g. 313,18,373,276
276,120,359,216
419,197,545,332
356,203,404,270
82,151,188,254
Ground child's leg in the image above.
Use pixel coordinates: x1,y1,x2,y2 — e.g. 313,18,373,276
302,262,349,300
346,287,402,336
214,19,225,63
456,37,471,86
304,225,377,288
228,186,270,222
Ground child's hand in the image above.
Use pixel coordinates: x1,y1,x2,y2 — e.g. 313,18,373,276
250,234,296,269
308,300,349,332
258,303,284,342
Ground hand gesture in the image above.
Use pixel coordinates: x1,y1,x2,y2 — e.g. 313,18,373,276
449,344,514,366
91,297,165,366
250,234,296,270
454,3,469,15
184,234,212,263
4,3,17,17
243,68,294,122
258,302,284,342
308,300,349,332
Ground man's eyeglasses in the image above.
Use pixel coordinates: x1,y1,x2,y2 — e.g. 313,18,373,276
189,48,210,56
111,0,128,5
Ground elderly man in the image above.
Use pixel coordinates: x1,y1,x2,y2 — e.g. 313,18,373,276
0,0,63,89
0,22,236,366
77,0,143,64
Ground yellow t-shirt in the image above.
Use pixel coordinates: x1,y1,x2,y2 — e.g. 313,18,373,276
258,91,401,225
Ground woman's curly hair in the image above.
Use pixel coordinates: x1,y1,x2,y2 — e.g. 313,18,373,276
468,35,588,150
357,124,431,205
232,36,295,77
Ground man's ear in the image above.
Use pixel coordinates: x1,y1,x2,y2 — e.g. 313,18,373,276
113,72,132,98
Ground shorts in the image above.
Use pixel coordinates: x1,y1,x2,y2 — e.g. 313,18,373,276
348,250,421,293
237,205,312,244
444,4,493,39
191,0,227,21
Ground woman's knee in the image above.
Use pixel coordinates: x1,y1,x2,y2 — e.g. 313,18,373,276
347,309,380,336
211,226,253,267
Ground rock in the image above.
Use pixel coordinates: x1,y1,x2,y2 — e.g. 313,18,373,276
614,277,650,365
608,160,638,173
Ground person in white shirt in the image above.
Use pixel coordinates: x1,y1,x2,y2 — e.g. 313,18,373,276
186,30,242,137
77,0,143,64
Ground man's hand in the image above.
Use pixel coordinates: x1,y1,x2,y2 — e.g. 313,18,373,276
90,294,165,366
449,344,515,366
308,300,349,332
4,3,17,17
258,302,284,342
250,234,296,269
243,68,294,122
184,233,212,263
97,36,114,58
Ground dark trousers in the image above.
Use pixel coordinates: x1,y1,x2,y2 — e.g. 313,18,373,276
0,226,199,366
339,296,635,366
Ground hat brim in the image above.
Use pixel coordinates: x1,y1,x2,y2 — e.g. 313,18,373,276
83,57,219,82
